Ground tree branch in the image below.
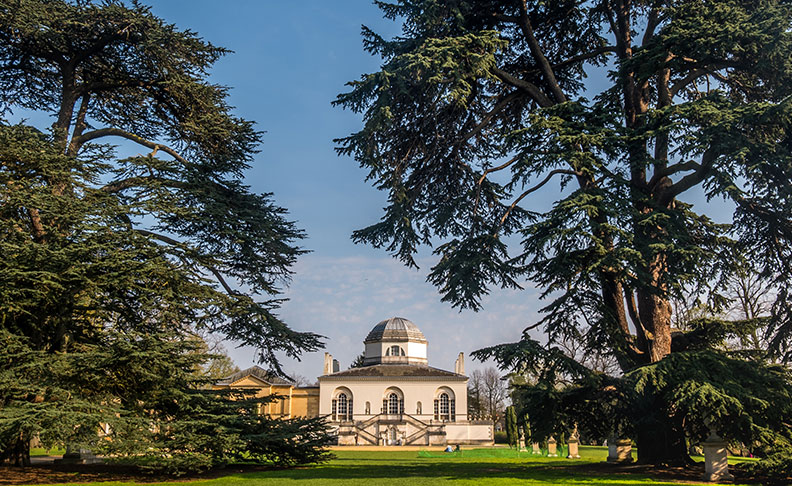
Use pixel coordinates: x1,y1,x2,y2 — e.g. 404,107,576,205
135,229,239,296
490,67,553,107
100,175,189,193
670,68,709,97
460,90,521,142
517,0,567,104
28,208,45,243
661,148,716,204
624,285,648,351
649,160,701,189
551,46,617,71
75,128,190,165
473,155,520,216
641,5,661,47
500,169,580,225
67,92,90,156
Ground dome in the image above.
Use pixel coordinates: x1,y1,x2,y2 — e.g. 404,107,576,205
364,317,427,343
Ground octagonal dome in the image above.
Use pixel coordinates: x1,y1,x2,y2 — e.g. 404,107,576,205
364,317,427,343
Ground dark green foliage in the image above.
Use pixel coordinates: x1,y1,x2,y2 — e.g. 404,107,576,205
505,405,518,448
0,0,327,471
338,0,792,466
349,353,367,369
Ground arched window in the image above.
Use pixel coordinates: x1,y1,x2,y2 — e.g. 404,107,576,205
416,401,422,415
332,391,353,421
382,388,404,415
365,401,371,414
387,345,404,356
433,391,455,422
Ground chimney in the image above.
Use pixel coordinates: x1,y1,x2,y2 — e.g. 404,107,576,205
323,352,333,375
333,359,340,373
455,352,465,375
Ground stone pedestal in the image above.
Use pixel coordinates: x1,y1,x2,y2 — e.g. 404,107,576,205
607,438,633,464
55,446,103,465
532,441,541,454
547,436,558,457
566,436,580,459
703,432,734,482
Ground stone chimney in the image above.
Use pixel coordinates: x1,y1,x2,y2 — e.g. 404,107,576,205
454,352,465,375
323,352,333,375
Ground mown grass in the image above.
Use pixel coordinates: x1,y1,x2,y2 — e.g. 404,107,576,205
38,445,743,486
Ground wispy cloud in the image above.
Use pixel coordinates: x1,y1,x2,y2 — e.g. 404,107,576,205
226,254,544,379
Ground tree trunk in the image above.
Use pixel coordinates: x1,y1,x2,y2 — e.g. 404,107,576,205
637,291,673,363
635,410,690,465
1,434,32,467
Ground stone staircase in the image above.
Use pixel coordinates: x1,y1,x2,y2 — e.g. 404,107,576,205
339,413,445,446
402,414,445,445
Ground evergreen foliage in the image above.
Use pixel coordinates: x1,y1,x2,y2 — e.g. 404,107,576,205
337,0,792,466
0,0,328,471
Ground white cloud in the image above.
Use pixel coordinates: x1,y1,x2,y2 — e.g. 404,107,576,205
225,253,545,380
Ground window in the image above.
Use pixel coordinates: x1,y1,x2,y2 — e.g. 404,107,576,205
365,401,371,414
434,392,454,421
439,393,449,420
386,345,404,356
332,392,353,421
388,393,400,414
416,401,422,415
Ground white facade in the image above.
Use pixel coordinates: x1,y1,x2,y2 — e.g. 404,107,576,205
318,317,493,446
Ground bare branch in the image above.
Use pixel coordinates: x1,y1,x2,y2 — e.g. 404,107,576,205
551,46,617,71
67,92,90,156
75,128,190,165
649,160,701,189
641,6,661,47
661,148,716,204
500,169,580,225
472,155,520,216
624,285,648,351
100,175,187,193
460,90,520,142
490,67,553,107
517,0,567,104
670,68,709,97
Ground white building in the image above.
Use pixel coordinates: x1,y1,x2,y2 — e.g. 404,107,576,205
319,317,493,446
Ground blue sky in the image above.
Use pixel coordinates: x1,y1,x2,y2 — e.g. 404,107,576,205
7,2,736,381
139,1,549,379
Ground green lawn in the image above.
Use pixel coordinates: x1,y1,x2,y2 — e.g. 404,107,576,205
40,446,739,486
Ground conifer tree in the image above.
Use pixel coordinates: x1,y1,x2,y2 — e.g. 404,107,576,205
0,0,328,469
337,0,792,464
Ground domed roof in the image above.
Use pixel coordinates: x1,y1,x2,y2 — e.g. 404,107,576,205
364,317,427,343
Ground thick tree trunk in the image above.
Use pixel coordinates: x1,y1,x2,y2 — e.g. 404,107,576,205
637,289,673,363
0,434,31,467
635,409,690,465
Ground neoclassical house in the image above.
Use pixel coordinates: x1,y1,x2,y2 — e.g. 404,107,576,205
319,317,492,446
217,317,492,446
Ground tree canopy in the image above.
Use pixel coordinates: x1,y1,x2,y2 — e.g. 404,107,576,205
0,0,327,470
337,0,792,465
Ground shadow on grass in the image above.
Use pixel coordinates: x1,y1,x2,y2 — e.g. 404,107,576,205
232,458,698,485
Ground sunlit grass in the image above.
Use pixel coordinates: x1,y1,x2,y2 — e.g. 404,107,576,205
36,446,732,486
